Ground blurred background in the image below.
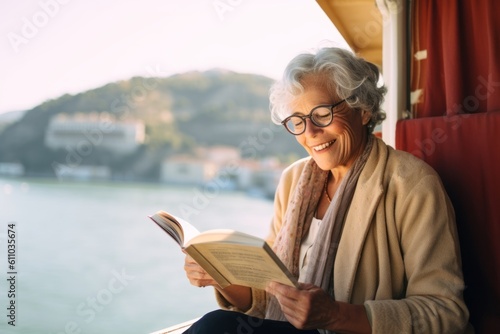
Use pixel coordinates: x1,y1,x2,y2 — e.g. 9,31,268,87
0,1,347,333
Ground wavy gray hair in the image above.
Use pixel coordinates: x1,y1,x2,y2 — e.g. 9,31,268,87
270,47,387,133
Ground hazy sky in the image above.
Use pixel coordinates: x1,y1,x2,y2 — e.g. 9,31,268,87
0,0,348,114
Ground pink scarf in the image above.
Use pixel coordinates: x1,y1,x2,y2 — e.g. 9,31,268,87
265,136,374,334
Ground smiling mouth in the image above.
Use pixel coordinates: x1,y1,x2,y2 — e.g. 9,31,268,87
313,140,336,151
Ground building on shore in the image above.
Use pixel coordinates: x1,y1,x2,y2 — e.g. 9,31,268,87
45,112,145,155
161,146,285,197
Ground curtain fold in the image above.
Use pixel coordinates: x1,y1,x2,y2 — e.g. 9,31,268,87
411,0,500,118
396,114,500,334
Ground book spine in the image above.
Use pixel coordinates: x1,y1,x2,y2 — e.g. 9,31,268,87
263,243,299,288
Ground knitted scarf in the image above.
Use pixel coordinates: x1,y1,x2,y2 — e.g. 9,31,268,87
265,136,374,334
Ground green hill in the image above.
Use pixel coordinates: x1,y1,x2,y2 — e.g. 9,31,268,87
0,70,306,180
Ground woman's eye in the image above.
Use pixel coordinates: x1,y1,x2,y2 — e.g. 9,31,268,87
313,108,331,119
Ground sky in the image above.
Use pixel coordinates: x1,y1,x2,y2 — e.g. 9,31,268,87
0,0,349,114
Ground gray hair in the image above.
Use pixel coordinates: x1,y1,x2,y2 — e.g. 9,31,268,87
270,47,387,133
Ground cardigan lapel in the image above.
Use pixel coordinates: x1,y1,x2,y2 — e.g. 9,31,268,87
333,138,387,302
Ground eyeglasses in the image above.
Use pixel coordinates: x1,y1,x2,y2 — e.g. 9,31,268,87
281,97,352,135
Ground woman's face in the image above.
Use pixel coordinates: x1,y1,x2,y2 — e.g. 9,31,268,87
289,81,371,171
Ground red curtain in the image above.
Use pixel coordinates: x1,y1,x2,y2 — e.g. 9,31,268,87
398,1,500,332
397,114,500,333
411,0,500,118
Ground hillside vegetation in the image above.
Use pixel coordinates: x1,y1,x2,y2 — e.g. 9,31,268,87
0,70,305,179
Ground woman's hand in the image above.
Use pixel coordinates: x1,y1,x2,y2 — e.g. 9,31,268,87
266,282,338,330
266,282,371,333
183,250,253,311
183,250,218,288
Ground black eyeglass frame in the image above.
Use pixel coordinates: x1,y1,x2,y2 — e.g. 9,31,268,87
281,97,353,135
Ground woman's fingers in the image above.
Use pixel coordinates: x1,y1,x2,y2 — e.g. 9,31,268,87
183,253,217,287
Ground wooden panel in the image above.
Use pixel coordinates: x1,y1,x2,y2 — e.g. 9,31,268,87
316,0,383,66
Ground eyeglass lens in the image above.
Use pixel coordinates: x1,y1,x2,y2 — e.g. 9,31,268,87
284,106,333,134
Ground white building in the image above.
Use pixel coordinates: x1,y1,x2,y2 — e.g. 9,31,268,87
198,145,240,164
54,165,111,181
236,159,284,197
160,148,284,196
45,112,145,155
0,162,24,177
161,146,241,186
160,156,218,185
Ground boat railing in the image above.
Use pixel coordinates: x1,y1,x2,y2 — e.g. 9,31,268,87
150,318,199,334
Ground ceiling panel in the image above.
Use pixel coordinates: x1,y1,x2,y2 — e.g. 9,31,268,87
316,0,383,66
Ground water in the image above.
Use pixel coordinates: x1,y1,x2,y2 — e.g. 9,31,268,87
0,178,274,334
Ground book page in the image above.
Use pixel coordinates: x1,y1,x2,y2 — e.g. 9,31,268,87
171,215,200,246
188,229,264,247
149,211,200,247
187,242,298,290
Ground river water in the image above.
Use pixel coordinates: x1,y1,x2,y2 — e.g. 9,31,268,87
0,177,274,334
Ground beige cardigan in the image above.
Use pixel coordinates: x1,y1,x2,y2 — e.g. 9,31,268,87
217,138,470,333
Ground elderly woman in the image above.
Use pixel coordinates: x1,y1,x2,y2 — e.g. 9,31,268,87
183,47,469,333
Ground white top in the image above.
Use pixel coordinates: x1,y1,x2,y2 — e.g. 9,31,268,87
299,216,322,279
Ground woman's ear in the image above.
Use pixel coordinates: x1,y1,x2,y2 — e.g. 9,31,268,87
361,110,372,125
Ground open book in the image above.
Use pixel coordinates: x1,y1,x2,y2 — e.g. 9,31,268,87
148,210,298,290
